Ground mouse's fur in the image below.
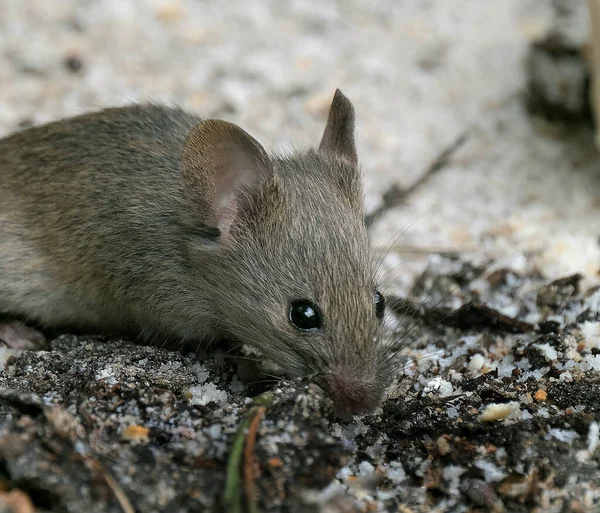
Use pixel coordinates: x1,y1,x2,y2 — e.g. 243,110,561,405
0,90,393,415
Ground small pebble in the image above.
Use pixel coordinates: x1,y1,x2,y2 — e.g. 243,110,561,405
121,425,150,444
64,54,84,73
479,402,520,422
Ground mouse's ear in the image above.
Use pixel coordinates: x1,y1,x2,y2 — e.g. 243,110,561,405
318,89,358,166
182,119,273,241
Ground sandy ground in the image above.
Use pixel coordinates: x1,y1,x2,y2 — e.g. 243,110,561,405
2,0,599,293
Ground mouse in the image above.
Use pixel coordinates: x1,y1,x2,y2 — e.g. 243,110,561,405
0,89,394,416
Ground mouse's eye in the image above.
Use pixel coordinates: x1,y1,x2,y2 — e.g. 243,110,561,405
374,290,386,320
289,300,322,331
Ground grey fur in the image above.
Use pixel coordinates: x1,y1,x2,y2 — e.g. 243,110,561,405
0,89,393,415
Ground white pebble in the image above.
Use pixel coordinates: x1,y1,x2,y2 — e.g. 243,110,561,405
189,383,228,406
189,363,210,383
559,371,573,382
443,465,466,481
336,466,353,480
386,462,406,484
580,321,600,349
468,354,486,372
475,460,508,483
229,375,246,394
95,366,117,385
588,422,599,454
583,355,600,371
533,343,558,362
423,376,454,397
377,489,398,501
479,402,520,422
358,461,375,476
519,393,533,405
548,429,579,443
207,424,222,439
447,407,459,419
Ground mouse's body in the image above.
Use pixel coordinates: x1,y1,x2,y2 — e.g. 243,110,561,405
1,106,212,338
0,91,393,415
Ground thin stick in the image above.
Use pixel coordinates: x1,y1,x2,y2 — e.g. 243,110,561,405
85,457,135,513
244,406,266,513
365,131,468,229
103,471,136,513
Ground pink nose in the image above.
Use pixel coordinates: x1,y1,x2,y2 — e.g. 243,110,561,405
326,371,381,417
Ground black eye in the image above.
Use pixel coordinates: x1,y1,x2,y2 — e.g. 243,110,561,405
289,300,322,331
374,290,385,320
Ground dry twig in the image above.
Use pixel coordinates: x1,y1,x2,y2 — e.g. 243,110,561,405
244,406,267,513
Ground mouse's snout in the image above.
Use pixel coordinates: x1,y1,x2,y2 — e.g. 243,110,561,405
325,364,384,418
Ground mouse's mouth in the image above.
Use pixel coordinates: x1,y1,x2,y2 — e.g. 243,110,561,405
324,366,386,417
240,343,388,416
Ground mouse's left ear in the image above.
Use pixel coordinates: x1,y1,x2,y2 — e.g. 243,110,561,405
318,89,358,166
182,119,273,242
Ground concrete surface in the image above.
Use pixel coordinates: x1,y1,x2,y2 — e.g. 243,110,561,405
2,0,599,294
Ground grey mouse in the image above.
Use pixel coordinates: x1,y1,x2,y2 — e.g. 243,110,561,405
0,89,394,416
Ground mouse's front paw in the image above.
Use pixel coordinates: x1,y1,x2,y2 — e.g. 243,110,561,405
0,321,46,350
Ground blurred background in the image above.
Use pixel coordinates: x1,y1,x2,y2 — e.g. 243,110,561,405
1,0,599,293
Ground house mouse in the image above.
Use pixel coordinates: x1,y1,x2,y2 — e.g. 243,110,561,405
0,89,394,416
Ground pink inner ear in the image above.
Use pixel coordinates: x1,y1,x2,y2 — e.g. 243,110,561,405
181,119,272,239
213,150,265,240
214,172,237,210
215,191,239,240
214,162,256,210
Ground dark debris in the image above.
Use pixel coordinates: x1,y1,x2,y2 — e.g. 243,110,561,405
2,259,600,511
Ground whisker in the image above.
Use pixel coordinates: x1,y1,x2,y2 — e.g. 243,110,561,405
377,255,419,285
221,354,264,363
245,378,281,386
372,209,434,280
379,276,476,365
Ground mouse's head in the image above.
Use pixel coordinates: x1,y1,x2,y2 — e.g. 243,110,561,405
181,90,394,416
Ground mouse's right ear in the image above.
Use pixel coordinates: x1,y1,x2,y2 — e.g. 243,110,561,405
318,89,358,166
182,119,273,242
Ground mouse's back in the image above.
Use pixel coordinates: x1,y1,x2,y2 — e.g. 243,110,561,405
0,105,204,333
